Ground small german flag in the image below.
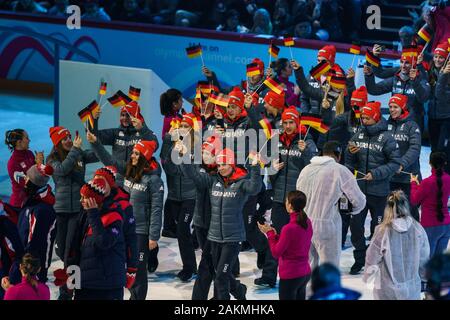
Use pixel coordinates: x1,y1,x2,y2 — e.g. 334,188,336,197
117,90,132,105
316,122,330,134
129,86,141,101
209,91,229,108
259,117,273,140
78,102,96,128
352,106,361,119
186,45,202,58
417,24,432,43
87,100,99,114
300,113,322,128
170,119,180,129
246,63,261,77
99,82,107,95
107,93,125,108
365,49,380,67
448,38,450,52
329,75,347,90
263,77,283,95
197,81,217,95
283,35,294,47
310,60,331,81
349,42,361,55
268,44,280,58
192,116,202,132
402,45,418,58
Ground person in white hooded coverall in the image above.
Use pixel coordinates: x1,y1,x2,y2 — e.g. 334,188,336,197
296,141,366,269
363,190,430,300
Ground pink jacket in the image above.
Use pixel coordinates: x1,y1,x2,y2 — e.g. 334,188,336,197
267,213,313,279
4,277,50,300
7,150,35,208
410,169,450,228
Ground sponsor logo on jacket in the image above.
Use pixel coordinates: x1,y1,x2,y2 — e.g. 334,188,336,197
212,190,237,198
115,139,142,147
124,179,147,192
279,149,303,157
355,141,383,152
221,129,246,138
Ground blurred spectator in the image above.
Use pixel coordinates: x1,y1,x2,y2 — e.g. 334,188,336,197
250,8,272,35
149,0,178,25
47,0,69,17
11,0,47,13
294,21,313,39
425,252,450,300
309,263,361,300
112,0,150,23
292,0,315,23
0,0,14,10
272,0,293,36
216,9,249,33
312,0,343,41
174,0,213,28
81,0,111,21
399,26,415,48
338,0,374,41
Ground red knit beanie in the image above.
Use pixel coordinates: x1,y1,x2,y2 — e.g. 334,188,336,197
133,140,157,162
181,113,196,128
281,106,300,124
389,94,408,113
434,43,449,59
318,45,336,64
228,87,245,111
202,135,222,156
49,126,71,146
216,148,235,166
94,166,118,188
351,86,368,108
121,101,144,122
80,178,107,205
264,91,285,110
251,58,265,75
361,101,382,122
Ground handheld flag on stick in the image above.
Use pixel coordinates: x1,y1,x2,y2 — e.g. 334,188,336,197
128,86,141,101
283,35,294,47
417,24,432,44
209,91,230,108
309,60,331,81
329,75,347,90
107,93,125,108
259,117,273,140
197,81,218,95
99,82,107,95
186,44,204,66
300,113,322,128
402,45,418,58
365,49,380,67
268,43,280,59
246,63,261,77
349,42,361,55
78,100,98,128
117,90,132,105
263,77,283,95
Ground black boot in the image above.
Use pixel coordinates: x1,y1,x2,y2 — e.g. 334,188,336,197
147,246,159,273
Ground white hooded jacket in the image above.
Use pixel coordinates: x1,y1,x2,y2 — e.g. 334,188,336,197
296,156,366,240
363,217,430,300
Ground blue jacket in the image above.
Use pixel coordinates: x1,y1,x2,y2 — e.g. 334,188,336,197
17,186,57,283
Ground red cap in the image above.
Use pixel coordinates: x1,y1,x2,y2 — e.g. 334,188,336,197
351,86,368,108
251,58,264,75
361,101,382,122
121,101,144,122
434,43,449,59
202,135,222,156
216,148,235,165
264,91,285,110
133,140,157,162
228,87,245,110
389,94,409,113
94,166,118,188
80,178,107,205
400,55,417,68
49,126,71,146
181,113,196,128
281,106,300,124
318,45,336,64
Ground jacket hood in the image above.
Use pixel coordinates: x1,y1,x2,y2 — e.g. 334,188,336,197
363,117,388,136
392,216,413,233
310,156,336,166
221,166,248,184
388,112,412,124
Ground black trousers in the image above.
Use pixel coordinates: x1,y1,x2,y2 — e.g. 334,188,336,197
163,198,177,233
271,202,290,234
390,182,419,221
279,274,310,300
350,194,387,266
341,213,351,246
130,234,150,300
55,212,80,265
210,241,241,300
192,226,215,300
243,195,278,283
166,199,197,273
74,288,123,300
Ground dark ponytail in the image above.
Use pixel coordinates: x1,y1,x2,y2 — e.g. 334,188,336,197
270,58,289,76
430,152,447,223
5,129,25,152
20,253,41,292
160,88,182,116
287,190,309,230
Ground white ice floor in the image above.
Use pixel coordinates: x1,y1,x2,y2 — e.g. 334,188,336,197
1,91,447,300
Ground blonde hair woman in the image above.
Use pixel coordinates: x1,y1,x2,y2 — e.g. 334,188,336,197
363,190,430,300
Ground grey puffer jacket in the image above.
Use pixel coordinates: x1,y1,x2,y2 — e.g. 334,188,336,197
183,164,262,243
88,140,163,238
270,133,317,203
93,119,159,184
435,72,450,119
47,147,97,213
345,118,401,197
160,133,196,201
387,114,421,184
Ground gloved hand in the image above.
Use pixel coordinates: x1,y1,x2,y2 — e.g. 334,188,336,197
126,268,137,289
53,268,68,287
13,171,26,184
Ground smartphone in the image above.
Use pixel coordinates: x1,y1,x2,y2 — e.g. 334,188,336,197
76,130,79,139
217,118,224,128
